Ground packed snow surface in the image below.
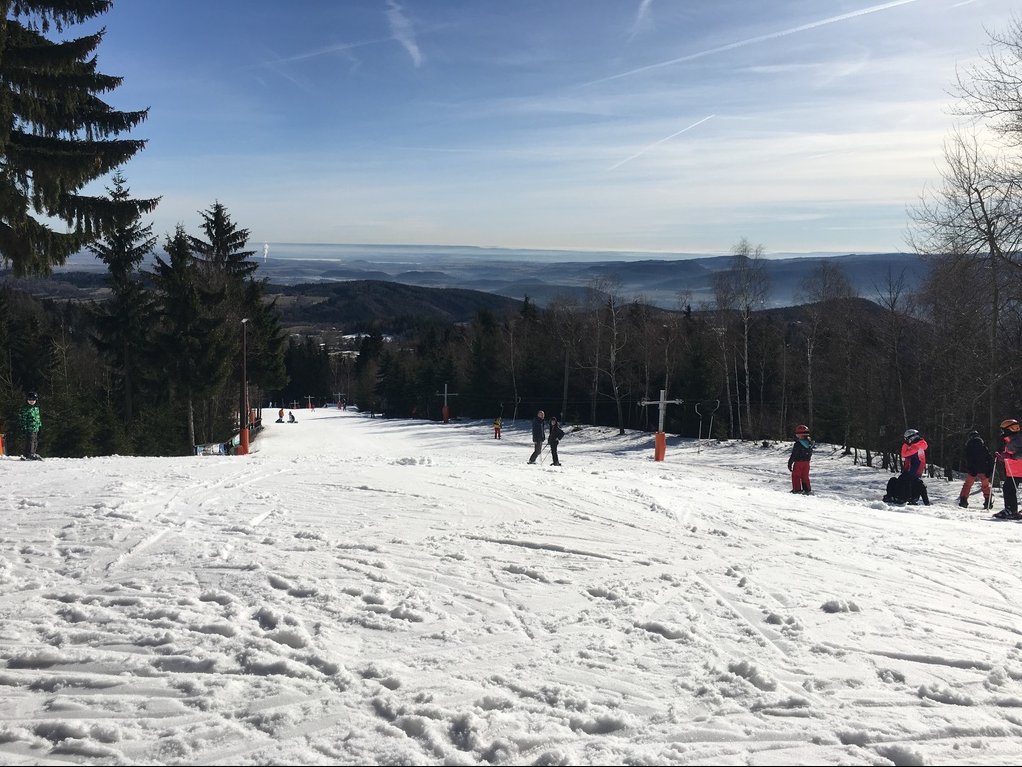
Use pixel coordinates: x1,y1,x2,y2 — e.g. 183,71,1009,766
2,408,1022,765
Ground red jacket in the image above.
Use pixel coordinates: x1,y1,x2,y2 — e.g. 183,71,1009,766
901,438,927,478
1001,433,1022,477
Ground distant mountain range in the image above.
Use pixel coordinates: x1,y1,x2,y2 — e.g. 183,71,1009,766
10,248,932,315
250,250,929,310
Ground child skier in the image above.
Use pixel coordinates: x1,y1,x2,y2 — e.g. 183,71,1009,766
787,424,814,494
493,416,502,440
959,430,994,509
18,391,42,460
994,419,1022,519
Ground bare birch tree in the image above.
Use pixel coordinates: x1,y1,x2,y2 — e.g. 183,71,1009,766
713,238,770,437
908,129,1022,431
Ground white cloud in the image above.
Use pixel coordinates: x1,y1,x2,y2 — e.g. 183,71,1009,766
628,0,655,42
386,0,424,67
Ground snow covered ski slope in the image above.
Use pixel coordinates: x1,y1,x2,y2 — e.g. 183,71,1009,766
1,408,1021,765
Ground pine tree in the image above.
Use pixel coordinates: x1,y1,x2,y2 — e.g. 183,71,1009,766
188,201,257,285
243,277,288,397
187,201,284,438
89,171,159,423
150,226,232,453
0,1,152,275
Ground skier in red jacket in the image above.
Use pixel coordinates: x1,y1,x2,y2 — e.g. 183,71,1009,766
994,418,1022,519
899,428,929,505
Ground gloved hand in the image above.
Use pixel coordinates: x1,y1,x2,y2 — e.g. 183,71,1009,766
787,461,794,472
995,451,1008,460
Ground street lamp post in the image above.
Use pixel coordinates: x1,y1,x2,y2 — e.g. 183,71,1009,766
239,318,250,455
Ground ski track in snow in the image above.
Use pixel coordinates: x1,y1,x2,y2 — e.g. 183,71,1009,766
1,410,1022,764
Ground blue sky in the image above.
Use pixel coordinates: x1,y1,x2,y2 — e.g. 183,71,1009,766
85,0,1019,255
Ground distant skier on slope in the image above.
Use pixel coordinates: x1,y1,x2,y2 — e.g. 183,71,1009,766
527,410,545,464
958,430,993,509
787,424,814,494
888,428,929,505
18,391,42,460
547,416,565,466
994,419,1022,519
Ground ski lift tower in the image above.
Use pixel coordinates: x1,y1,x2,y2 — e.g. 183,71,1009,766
640,389,683,461
436,383,460,424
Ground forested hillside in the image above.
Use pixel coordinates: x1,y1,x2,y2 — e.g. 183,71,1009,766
268,279,526,332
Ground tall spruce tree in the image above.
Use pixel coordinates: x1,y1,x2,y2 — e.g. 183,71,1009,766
0,1,152,275
89,171,158,423
188,201,257,284
150,226,232,453
241,276,288,402
187,201,274,438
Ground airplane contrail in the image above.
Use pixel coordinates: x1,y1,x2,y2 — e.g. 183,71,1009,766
610,114,715,170
584,0,921,87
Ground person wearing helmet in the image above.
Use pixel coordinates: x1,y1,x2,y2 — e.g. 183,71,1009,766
994,419,1022,519
899,428,929,505
787,425,814,494
958,430,994,509
17,391,42,460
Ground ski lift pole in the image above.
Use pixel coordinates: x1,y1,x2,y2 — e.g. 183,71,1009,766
706,400,720,448
695,402,704,454
639,389,683,461
435,383,460,423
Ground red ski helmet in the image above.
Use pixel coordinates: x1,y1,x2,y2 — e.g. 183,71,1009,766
794,424,810,437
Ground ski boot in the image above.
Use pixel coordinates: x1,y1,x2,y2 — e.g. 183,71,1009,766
958,496,968,508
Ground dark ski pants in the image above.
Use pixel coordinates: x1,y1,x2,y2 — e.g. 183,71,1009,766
22,431,37,458
1003,474,1020,513
549,443,559,465
528,442,543,464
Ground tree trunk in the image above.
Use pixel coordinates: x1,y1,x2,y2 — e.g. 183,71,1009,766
187,392,196,453
561,346,569,422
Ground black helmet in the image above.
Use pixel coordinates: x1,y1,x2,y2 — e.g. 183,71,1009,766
967,430,981,440
25,391,37,400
